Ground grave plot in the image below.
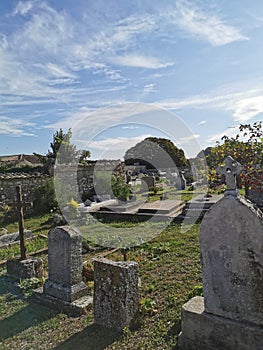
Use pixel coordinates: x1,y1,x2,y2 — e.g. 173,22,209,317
138,199,184,216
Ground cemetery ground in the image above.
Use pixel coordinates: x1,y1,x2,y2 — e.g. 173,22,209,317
0,210,202,349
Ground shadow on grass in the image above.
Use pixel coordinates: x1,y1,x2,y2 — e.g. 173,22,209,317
52,324,122,350
0,301,58,341
165,321,181,350
0,276,58,341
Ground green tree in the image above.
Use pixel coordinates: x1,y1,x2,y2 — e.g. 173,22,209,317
48,128,78,164
207,121,263,191
124,137,188,169
79,149,91,164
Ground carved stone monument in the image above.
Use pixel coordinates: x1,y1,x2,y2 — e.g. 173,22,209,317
34,226,92,316
178,156,263,349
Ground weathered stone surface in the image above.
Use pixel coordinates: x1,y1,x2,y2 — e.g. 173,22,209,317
93,258,139,331
200,195,263,325
178,296,263,350
33,287,92,317
7,257,43,280
246,188,263,208
0,230,32,246
43,226,88,302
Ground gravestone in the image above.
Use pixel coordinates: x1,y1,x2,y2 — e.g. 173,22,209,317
93,258,139,331
34,226,91,316
141,176,155,192
43,226,88,302
178,156,263,349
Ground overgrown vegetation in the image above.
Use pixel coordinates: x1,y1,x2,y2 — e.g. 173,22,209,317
0,216,201,349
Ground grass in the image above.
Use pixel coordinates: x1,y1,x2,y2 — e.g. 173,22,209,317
0,212,202,350
0,213,53,236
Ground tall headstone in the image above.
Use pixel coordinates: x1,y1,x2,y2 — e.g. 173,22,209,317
34,226,92,316
43,226,88,302
178,156,263,349
93,258,139,331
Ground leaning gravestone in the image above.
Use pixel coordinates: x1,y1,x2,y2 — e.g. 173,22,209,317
93,258,139,331
34,226,91,316
178,156,263,349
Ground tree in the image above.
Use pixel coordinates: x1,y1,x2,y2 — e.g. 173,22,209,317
207,121,263,191
79,149,91,164
47,128,78,164
124,137,188,169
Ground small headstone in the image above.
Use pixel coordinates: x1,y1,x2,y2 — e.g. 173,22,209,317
141,176,155,192
7,257,43,279
43,226,88,302
93,258,139,331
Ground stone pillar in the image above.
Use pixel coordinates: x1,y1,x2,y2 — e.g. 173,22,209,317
93,258,139,331
43,226,88,302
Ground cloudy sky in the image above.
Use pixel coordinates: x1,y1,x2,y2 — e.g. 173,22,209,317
1,0,263,159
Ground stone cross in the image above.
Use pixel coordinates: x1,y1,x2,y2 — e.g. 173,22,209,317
216,155,243,191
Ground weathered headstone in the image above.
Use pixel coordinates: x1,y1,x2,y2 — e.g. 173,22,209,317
178,156,263,349
141,176,155,192
43,226,88,302
93,258,139,331
34,226,91,316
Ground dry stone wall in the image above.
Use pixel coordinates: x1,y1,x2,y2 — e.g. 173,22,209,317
0,173,49,215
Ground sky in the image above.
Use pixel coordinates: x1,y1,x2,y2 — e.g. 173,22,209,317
1,0,263,160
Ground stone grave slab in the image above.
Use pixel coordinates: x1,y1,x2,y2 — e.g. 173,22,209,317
138,199,184,215
101,200,144,213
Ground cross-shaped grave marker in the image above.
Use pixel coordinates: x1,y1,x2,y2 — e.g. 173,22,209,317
216,155,243,194
16,185,27,260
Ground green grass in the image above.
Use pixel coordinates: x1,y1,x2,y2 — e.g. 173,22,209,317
0,213,53,236
0,215,202,349
0,236,48,262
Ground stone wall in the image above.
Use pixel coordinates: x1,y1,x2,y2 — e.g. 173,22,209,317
0,173,49,216
0,160,125,218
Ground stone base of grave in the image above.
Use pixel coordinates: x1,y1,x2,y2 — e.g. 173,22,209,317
33,286,93,317
43,280,89,302
7,258,43,280
178,296,263,350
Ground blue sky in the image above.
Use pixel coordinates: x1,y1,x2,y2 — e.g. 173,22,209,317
0,0,263,159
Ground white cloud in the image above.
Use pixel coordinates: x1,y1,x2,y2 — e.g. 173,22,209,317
169,0,248,46
46,103,157,134
199,120,206,125
157,87,263,122
207,126,240,144
143,83,157,95
177,134,200,145
13,1,34,16
87,134,151,151
233,95,263,122
0,116,35,136
113,55,174,69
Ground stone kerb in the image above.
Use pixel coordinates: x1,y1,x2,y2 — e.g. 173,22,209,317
43,226,88,302
200,195,263,326
93,258,139,331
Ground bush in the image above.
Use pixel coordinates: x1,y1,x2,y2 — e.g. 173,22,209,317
33,178,58,214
